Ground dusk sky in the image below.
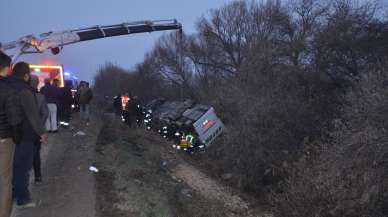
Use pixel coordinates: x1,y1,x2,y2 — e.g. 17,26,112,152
2,0,387,83
0,0,232,83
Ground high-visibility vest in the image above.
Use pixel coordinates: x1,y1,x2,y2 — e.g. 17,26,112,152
122,96,130,111
180,133,194,148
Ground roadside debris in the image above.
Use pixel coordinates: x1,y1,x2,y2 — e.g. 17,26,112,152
89,166,99,173
74,131,86,136
221,173,233,180
180,188,192,197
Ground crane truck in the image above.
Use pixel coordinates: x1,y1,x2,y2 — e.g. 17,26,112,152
0,19,182,62
0,19,181,89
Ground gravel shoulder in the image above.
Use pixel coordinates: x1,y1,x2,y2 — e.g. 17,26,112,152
12,117,101,217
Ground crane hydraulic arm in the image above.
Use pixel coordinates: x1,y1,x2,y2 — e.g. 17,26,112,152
0,19,182,62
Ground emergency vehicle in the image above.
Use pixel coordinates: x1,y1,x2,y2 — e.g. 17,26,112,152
29,64,65,90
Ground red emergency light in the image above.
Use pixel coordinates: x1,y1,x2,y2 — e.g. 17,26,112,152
29,64,65,90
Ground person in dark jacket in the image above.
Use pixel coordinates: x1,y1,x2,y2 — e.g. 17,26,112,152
40,78,60,132
113,94,122,116
9,62,48,208
30,75,48,184
133,96,143,127
78,81,93,124
0,52,22,217
58,80,73,127
125,95,141,127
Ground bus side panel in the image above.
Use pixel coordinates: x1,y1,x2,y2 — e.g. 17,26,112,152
193,107,224,146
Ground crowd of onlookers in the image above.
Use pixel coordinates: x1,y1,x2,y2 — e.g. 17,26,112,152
0,51,93,217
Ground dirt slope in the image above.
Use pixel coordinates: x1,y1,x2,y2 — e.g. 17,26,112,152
11,113,269,217
95,114,269,217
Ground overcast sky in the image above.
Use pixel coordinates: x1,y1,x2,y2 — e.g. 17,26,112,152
0,0,232,83
1,0,387,83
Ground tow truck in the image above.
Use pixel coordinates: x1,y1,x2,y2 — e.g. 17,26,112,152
0,20,182,62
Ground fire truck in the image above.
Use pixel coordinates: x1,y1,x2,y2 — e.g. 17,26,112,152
29,64,65,90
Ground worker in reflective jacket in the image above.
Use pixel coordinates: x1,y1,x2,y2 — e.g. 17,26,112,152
121,93,130,125
177,132,195,151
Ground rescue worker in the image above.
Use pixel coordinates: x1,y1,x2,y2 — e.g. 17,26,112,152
124,95,142,127
121,93,130,125
133,96,144,127
40,78,60,133
0,52,22,217
113,94,122,116
30,75,48,184
125,95,139,127
9,62,48,208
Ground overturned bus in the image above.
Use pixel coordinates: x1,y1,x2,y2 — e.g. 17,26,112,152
143,99,224,152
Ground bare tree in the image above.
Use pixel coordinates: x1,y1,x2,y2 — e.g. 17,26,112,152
153,32,198,99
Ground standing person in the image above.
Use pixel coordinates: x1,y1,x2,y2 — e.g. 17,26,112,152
0,52,22,217
58,80,72,127
133,96,143,127
121,93,131,126
125,95,137,127
8,62,48,208
30,75,48,184
52,79,60,87
62,80,73,127
40,78,60,132
52,79,63,126
78,81,93,124
113,93,122,116
73,82,82,112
